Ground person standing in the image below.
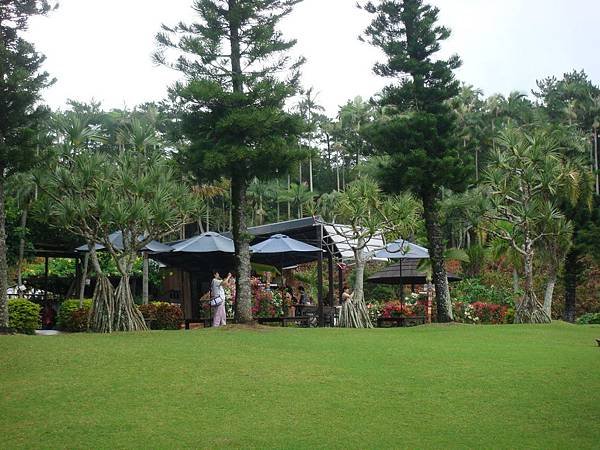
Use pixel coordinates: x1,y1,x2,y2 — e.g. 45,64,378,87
211,270,231,327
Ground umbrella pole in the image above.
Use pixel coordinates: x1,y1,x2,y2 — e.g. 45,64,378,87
399,260,403,315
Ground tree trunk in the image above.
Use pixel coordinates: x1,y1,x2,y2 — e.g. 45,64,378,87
79,251,89,303
88,248,115,333
113,274,147,331
515,242,550,324
309,156,313,192
16,207,28,287
422,190,453,322
287,174,291,220
206,199,210,232
543,267,557,319
231,176,253,323
512,267,520,293
142,252,149,305
563,248,579,322
0,173,9,329
339,247,372,328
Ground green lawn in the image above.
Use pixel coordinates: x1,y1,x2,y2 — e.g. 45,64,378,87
1,323,599,449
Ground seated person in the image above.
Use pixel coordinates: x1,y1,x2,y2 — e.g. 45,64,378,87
298,286,310,305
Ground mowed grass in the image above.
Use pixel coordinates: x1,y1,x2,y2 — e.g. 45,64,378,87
1,323,599,449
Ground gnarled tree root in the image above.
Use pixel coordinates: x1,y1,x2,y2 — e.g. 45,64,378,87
514,291,551,324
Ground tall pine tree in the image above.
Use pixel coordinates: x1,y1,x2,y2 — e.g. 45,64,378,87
361,0,471,321
0,1,55,330
155,0,306,322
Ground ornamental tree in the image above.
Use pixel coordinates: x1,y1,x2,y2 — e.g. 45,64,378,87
43,115,200,333
328,177,420,328
483,127,584,323
155,0,306,323
360,0,471,322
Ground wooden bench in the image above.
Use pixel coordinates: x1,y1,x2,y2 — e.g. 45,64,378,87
184,317,213,329
377,315,426,328
257,316,312,327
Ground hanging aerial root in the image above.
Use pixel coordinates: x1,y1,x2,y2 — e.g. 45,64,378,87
339,299,373,328
89,276,115,333
113,277,147,332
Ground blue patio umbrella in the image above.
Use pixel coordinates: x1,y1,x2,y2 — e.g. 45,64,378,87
169,232,235,253
152,232,235,273
250,234,323,285
374,239,430,311
374,240,429,260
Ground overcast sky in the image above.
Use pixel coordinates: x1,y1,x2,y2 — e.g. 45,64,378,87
25,0,600,116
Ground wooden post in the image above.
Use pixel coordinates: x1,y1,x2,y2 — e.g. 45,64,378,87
338,264,344,305
44,256,49,302
327,252,334,307
142,253,149,305
317,225,324,327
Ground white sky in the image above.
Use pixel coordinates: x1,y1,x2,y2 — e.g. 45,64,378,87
25,0,600,116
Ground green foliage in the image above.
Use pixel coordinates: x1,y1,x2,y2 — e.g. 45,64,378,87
361,0,471,197
56,299,92,332
533,70,600,129
576,312,600,325
157,1,307,185
138,302,183,330
451,278,516,307
8,298,41,334
0,1,55,176
335,177,421,241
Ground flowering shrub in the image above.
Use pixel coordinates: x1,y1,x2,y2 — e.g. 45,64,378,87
250,277,284,318
138,302,183,330
453,302,479,324
366,302,383,326
453,301,508,324
381,301,415,318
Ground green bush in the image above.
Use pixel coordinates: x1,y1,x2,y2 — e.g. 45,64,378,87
8,299,41,334
57,299,92,332
451,277,516,307
576,312,600,325
504,307,515,324
138,302,183,330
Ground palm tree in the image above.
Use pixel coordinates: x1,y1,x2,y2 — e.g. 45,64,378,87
296,88,325,192
116,117,159,154
192,182,225,232
247,178,271,226
8,172,36,288
338,96,373,176
279,182,314,219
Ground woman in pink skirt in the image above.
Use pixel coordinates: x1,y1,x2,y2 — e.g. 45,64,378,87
211,270,231,327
